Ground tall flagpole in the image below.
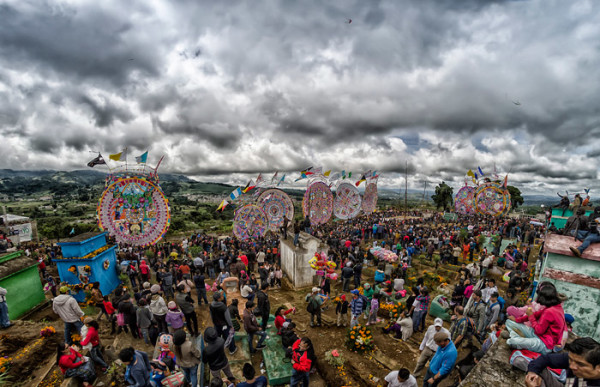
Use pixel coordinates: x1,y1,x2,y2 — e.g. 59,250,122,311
124,147,128,172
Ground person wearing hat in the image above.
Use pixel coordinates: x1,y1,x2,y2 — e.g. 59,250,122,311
165,301,185,334
413,318,450,377
149,285,168,334
335,294,349,327
53,286,85,345
423,332,457,387
350,289,366,328
305,287,323,327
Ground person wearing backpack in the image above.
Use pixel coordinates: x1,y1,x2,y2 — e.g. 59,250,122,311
449,305,475,348
305,287,323,327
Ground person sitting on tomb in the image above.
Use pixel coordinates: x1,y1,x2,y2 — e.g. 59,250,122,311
570,206,600,257
553,193,570,216
563,207,589,236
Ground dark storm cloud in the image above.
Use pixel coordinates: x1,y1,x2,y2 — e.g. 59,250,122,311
0,0,599,194
0,2,161,86
79,95,134,128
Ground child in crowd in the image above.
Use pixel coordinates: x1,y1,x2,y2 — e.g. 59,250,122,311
367,293,380,326
102,295,116,334
335,294,349,327
165,301,185,334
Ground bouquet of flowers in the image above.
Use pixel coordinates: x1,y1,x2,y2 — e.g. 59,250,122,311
346,325,374,353
40,326,56,337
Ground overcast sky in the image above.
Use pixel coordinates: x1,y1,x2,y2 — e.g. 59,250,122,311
1,0,599,195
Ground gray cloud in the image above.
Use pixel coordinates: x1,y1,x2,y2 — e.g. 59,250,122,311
0,0,599,195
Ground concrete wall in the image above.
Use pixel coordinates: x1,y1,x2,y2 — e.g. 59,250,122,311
541,251,600,340
280,233,326,289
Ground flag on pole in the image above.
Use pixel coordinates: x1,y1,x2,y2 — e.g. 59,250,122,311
301,166,314,175
216,199,229,211
355,174,366,186
324,170,331,177
478,166,484,177
277,174,286,186
371,170,379,179
341,170,346,179
135,151,148,164
255,173,264,186
87,154,106,168
229,188,242,201
348,171,352,178
109,148,127,161
70,228,75,235
294,172,307,182
270,172,278,184
242,180,256,193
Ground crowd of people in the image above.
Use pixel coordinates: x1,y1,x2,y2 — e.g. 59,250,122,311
10,205,596,386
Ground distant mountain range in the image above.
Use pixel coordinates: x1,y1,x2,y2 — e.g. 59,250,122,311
0,169,557,206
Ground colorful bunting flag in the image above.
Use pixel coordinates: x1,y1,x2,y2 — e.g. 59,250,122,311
229,188,242,201
87,154,106,168
109,148,128,161
270,172,279,184
242,180,256,194
355,174,366,186
135,151,148,164
216,199,229,211
277,174,286,186
255,173,263,186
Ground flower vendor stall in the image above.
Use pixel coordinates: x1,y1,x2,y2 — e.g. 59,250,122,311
54,232,119,302
369,247,398,262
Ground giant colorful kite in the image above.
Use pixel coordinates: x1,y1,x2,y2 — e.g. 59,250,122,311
233,204,268,240
334,182,362,220
454,185,476,215
257,189,294,232
303,181,334,225
97,174,170,246
473,182,511,217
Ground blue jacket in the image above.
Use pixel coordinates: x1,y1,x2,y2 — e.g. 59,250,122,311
428,340,457,377
350,296,364,316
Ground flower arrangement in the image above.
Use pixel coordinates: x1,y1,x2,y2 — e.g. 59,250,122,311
83,265,92,274
70,333,81,345
380,301,406,319
103,259,110,270
40,326,56,337
55,245,110,260
346,325,374,353
68,265,77,274
0,356,10,374
324,349,345,368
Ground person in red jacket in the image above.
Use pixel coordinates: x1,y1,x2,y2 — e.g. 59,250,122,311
139,260,151,282
80,318,108,371
506,282,567,355
290,337,315,387
56,342,96,386
102,295,116,334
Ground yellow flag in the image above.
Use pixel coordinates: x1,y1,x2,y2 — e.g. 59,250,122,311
324,170,331,177
109,152,123,161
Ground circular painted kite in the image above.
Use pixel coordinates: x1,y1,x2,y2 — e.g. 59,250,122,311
97,174,170,246
454,185,476,215
362,183,378,214
257,189,294,232
302,181,334,226
473,182,512,217
334,182,362,220
233,204,268,240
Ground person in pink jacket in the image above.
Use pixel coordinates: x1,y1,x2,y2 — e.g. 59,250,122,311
505,282,566,355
